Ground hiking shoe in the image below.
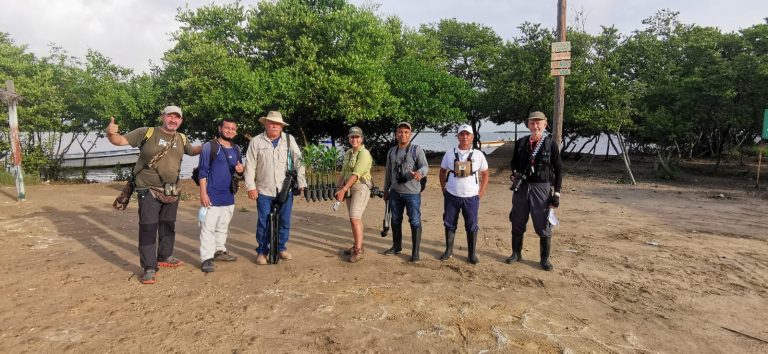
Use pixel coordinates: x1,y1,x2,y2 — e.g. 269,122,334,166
213,250,237,262
158,256,184,268
278,251,292,261
255,254,268,265
201,259,214,273
140,269,157,284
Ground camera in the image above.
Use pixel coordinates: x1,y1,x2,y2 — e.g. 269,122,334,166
509,172,527,192
163,182,179,196
395,164,408,184
370,186,385,198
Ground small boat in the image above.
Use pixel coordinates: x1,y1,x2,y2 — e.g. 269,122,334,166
479,140,509,148
60,148,140,168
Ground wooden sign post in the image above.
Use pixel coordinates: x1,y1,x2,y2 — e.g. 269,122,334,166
3,80,25,201
551,0,568,148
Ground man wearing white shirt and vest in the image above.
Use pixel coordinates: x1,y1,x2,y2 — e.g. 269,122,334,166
438,124,489,264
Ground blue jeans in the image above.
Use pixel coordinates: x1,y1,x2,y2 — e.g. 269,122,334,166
255,193,293,254
442,192,480,233
389,191,421,227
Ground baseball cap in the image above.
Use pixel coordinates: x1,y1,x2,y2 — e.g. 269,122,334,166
457,123,474,134
396,122,412,130
162,105,183,117
348,126,363,137
527,111,547,121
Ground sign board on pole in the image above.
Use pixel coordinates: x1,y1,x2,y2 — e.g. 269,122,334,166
550,68,571,76
763,109,768,140
550,60,571,69
551,41,571,53
551,51,571,61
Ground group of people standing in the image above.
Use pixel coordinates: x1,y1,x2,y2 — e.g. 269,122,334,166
106,106,562,285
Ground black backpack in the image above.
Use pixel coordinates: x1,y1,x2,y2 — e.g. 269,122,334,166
192,139,241,186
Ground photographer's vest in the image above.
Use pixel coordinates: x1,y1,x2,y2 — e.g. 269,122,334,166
515,135,554,182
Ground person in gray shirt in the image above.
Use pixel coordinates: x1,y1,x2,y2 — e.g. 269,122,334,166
382,122,429,262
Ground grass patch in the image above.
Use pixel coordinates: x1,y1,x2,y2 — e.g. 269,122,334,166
0,169,40,186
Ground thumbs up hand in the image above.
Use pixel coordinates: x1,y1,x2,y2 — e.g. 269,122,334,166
107,117,119,136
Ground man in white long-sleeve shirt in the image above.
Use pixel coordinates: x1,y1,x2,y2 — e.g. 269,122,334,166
243,111,306,265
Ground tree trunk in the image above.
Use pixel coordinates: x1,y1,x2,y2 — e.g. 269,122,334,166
587,135,600,170
616,131,636,184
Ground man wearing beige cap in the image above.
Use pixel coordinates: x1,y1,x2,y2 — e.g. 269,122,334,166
244,111,306,265
507,111,563,271
106,105,202,284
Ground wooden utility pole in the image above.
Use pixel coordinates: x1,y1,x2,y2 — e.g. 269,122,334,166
552,0,567,147
3,80,25,201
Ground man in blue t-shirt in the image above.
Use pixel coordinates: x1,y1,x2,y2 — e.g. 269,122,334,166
197,118,244,273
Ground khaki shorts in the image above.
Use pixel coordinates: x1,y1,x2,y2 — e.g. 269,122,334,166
345,183,371,219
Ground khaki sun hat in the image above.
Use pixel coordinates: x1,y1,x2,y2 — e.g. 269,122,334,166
259,111,289,126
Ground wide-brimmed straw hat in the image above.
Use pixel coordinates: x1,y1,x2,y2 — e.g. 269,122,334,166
259,111,289,126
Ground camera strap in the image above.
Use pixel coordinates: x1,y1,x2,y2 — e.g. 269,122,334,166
146,131,179,185
523,133,548,177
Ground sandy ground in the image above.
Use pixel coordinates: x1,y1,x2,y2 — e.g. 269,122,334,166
0,150,767,353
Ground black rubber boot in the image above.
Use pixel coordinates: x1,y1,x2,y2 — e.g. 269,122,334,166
383,223,403,255
467,231,479,264
440,229,455,261
505,233,524,264
540,237,553,271
409,226,422,262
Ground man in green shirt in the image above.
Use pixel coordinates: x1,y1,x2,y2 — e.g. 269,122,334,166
106,106,201,284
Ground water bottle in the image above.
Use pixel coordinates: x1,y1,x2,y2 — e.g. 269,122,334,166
332,201,341,212
198,207,208,227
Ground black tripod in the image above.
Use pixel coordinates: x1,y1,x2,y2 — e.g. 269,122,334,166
268,205,280,264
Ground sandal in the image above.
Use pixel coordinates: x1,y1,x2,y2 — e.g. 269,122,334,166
349,247,364,263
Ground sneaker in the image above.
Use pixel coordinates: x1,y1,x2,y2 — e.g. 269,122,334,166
213,250,237,262
158,256,184,268
140,269,157,284
255,254,268,265
278,251,292,261
201,259,214,273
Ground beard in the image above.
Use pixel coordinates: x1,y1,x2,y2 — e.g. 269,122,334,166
220,135,233,142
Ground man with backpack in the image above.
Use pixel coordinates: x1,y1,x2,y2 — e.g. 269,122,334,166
105,105,201,284
438,124,489,264
243,111,306,265
196,118,244,273
382,122,429,262
507,111,563,271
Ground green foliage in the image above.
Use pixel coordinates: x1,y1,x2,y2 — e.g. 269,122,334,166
485,22,555,126
420,19,503,147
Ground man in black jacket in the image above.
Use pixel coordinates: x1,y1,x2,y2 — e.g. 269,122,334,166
507,111,563,271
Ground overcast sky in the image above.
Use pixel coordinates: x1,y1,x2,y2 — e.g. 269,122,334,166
1,0,767,73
